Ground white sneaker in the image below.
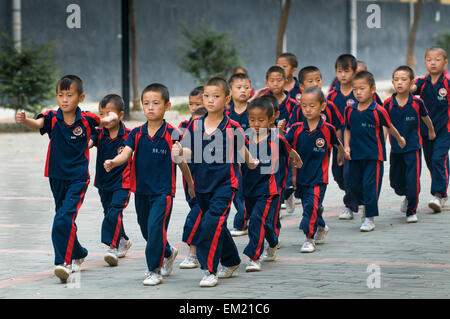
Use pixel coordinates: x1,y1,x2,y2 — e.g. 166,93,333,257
104,248,119,266
118,238,132,258
262,242,280,261
217,264,240,278
143,271,163,286
441,197,448,208
286,193,295,214
199,271,218,287
245,259,262,272
230,228,248,237
406,214,418,223
339,207,354,220
428,196,442,213
300,239,316,253
54,264,73,283
161,246,178,276
71,258,85,272
179,253,199,269
280,203,287,210
315,225,329,244
360,217,375,232
400,198,408,213
295,197,302,205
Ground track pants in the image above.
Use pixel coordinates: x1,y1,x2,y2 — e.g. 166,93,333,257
49,178,89,266
295,184,327,238
196,184,240,274
389,150,421,216
348,160,384,218
135,194,173,272
98,188,130,248
243,195,279,260
182,197,203,246
422,131,450,198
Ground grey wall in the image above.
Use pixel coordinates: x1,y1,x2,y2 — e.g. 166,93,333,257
0,0,449,102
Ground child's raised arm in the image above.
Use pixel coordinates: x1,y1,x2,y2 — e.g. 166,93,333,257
15,110,44,130
104,146,133,172
98,111,119,128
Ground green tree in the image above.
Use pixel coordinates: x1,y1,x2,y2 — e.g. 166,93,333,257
178,22,241,85
434,31,450,56
0,32,58,115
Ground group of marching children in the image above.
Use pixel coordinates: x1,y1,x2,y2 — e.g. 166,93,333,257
16,46,449,287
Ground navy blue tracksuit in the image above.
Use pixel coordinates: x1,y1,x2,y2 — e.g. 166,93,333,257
225,105,249,231
285,118,340,238
37,107,100,266
124,121,180,271
344,101,391,218
241,131,289,260
181,114,244,274
384,94,428,216
92,122,131,248
328,84,383,212
414,71,450,198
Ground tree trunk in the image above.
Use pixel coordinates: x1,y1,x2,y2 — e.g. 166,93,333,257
406,0,423,72
129,0,140,111
276,0,291,57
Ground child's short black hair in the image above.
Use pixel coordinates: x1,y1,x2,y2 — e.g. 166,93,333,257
141,83,170,104
192,107,208,117
266,65,286,80
205,77,230,96
260,95,279,113
357,60,368,71
353,70,376,87
302,86,326,104
228,73,251,86
56,75,83,94
425,47,448,60
100,94,125,113
233,66,248,75
335,54,358,72
298,66,322,84
248,97,274,118
189,86,204,97
392,65,415,81
277,52,298,68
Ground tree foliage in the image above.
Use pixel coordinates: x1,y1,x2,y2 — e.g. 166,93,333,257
0,32,59,115
178,22,241,85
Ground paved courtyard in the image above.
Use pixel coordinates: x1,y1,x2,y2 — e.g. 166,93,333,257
0,120,449,300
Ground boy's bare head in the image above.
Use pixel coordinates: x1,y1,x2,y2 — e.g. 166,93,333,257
205,77,230,97
56,75,83,95
100,94,125,113
141,83,170,104
298,66,322,90
424,47,448,75
276,52,298,79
